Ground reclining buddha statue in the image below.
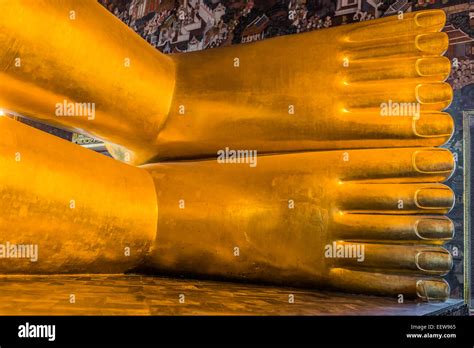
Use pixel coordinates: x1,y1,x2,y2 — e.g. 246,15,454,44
0,1,455,301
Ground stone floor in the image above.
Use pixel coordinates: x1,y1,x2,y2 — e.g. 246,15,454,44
0,274,465,315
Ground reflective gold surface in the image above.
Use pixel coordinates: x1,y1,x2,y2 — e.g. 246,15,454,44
0,0,175,164
0,116,455,300
0,274,464,315
0,117,157,273
0,2,452,163
143,147,454,300
158,10,453,161
0,2,457,303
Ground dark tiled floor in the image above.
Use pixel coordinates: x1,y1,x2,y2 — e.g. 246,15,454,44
0,274,464,315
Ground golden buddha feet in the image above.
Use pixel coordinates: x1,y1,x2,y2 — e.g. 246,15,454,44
142,147,454,301
0,117,454,300
154,10,452,161
0,4,456,302
0,3,452,163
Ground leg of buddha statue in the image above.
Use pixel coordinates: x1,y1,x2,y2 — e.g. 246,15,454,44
0,116,454,301
0,117,158,273
0,1,452,164
142,147,454,301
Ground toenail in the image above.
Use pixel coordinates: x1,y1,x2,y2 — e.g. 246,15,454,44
415,249,452,273
414,187,454,210
416,279,450,301
413,149,454,173
414,11,446,29
415,83,453,104
415,57,451,77
415,33,449,55
413,114,454,138
415,218,454,240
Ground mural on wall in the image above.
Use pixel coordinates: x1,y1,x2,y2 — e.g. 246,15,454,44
97,1,471,57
